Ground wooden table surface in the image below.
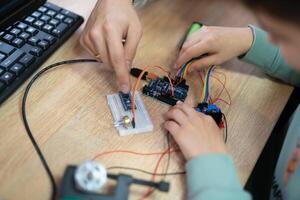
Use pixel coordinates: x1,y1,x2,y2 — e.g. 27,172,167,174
0,0,293,199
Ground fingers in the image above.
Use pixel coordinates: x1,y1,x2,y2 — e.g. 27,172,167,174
91,25,112,68
164,121,180,135
164,106,188,126
104,23,131,93
176,41,210,68
188,54,220,71
80,21,98,57
124,24,142,66
173,101,196,117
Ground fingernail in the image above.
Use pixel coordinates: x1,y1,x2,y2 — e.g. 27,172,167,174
176,101,183,104
120,84,130,93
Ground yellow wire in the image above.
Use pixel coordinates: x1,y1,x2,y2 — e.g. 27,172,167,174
183,63,191,78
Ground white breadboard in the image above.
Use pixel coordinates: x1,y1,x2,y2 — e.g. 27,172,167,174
107,92,153,136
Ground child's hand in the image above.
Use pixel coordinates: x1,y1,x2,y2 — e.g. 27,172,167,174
163,101,227,160
175,26,253,71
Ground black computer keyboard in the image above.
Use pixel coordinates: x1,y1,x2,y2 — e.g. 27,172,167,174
0,2,83,104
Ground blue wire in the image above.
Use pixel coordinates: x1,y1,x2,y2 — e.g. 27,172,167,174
179,63,187,77
204,66,214,102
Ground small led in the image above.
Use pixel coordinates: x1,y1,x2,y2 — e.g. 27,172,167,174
114,116,132,128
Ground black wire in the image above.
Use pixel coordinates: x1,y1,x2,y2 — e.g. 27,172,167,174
107,166,186,176
21,59,98,200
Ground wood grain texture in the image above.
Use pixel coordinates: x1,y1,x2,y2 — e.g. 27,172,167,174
0,0,293,199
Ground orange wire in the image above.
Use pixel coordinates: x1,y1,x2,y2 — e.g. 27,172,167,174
92,149,177,160
131,66,174,123
141,146,172,199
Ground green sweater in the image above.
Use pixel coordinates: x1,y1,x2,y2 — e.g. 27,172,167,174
186,26,300,200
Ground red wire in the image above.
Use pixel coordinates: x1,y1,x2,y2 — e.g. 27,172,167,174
210,74,232,105
141,147,172,199
92,149,177,160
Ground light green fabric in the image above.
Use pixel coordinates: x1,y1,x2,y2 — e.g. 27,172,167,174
186,154,251,200
242,25,300,87
186,26,300,200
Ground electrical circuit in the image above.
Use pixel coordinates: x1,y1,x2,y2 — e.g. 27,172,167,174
20,21,232,200
130,68,189,106
107,92,153,136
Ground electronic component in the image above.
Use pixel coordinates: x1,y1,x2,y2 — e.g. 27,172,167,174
119,92,136,111
75,161,107,192
195,103,223,127
107,92,153,136
130,68,189,106
114,116,132,129
60,161,170,200
142,76,189,106
130,68,158,81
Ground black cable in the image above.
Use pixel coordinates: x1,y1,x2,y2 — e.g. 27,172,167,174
107,166,186,176
21,59,98,200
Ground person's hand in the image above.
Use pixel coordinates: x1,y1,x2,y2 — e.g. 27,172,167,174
163,101,227,160
80,0,142,93
175,26,253,71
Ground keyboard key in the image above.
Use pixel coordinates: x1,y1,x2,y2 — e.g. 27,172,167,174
0,72,15,85
33,20,45,29
42,24,54,33
29,47,42,56
63,17,74,26
10,28,21,36
38,40,49,50
5,26,12,31
52,23,67,37
9,63,25,76
0,31,4,37
19,54,35,67
24,16,35,25
0,81,5,92
40,15,51,22
44,2,61,12
38,6,48,13
0,53,6,62
44,35,56,45
0,68,3,75
0,49,25,70
32,11,42,18
28,37,40,46
12,38,25,48
3,34,14,43
55,14,65,21
49,19,59,27
46,10,56,17
16,22,28,31
19,32,30,41
61,9,79,20
26,27,38,36
0,42,15,55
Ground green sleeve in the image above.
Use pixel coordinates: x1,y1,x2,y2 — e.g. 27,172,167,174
240,25,300,87
186,154,251,200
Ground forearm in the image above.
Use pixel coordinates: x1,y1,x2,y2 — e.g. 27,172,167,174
240,25,300,87
186,154,252,200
